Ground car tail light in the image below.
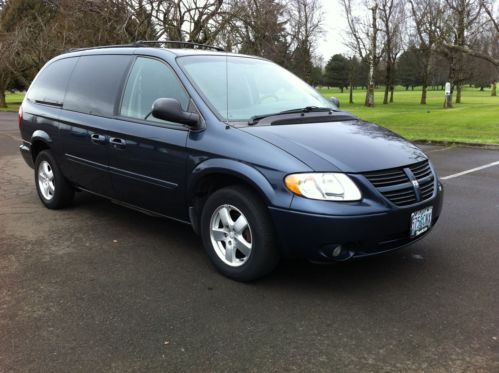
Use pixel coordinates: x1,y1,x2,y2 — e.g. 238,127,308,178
18,106,23,128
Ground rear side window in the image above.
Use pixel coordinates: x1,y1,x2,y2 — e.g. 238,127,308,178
27,58,77,106
120,57,189,123
64,55,132,116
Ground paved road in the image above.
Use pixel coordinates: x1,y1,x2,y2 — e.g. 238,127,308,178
1,112,498,372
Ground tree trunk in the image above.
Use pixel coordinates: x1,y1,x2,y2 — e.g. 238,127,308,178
443,93,452,108
421,86,428,105
456,83,462,103
365,4,377,108
491,81,497,96
0,88,6,109
383,62,391,104
389,85,394,103
383,85,389,104
444,59,456,109
420,55,430,105
349,83,353,104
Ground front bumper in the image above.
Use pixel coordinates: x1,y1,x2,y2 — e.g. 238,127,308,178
269,187,444,261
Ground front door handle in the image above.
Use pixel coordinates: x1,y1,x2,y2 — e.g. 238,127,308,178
90,133,106,144
110,137,126,149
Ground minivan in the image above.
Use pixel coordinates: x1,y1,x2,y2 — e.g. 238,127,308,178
19,41,443,281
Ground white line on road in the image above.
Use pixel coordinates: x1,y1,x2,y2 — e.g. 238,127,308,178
441,160,499,180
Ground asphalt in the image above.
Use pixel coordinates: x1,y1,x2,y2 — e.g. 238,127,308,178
1,112,498,372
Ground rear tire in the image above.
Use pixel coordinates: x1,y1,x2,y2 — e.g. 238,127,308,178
35,150,74,209
200,185,279,281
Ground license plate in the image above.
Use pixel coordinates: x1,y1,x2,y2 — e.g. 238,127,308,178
410,207,433,238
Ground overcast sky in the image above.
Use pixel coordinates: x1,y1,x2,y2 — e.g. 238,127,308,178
316,0,351,64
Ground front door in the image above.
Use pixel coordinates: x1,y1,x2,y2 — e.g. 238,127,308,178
107,57,193,219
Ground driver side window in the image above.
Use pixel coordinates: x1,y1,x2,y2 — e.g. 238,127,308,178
120,57,189,123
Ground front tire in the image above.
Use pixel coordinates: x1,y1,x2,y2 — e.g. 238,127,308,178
200,186,279,281
35,150,74,209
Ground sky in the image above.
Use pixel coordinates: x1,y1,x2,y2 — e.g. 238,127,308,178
316,0,352,65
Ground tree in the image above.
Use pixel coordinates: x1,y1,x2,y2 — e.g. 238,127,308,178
324,54,349,91
287,0,324,83
444,0,499,67
408,0,444,104
340,0,381,107
0,33,13,107
234,0,291,66
310,65,324,86
347,56,361,103
396,46,423,90
441,0,482,106
366,3,379,107
0,0,156,95
378,0,404,104
126,0,227,44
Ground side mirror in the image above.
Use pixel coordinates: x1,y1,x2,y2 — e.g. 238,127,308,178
329,96,340,108
151,98,199,127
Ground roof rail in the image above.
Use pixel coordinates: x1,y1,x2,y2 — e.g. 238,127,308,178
64,40,225,54
133,40,225,52
65,44,137,53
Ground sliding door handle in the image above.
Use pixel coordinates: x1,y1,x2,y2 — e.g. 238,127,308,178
110,137,126,149
90,134,106,144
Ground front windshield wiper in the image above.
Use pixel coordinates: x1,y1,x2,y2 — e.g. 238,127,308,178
248,106,336,125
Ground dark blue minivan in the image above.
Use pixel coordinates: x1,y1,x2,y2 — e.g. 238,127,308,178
19,42,443,281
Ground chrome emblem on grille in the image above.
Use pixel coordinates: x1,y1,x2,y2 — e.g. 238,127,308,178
412,180,419,188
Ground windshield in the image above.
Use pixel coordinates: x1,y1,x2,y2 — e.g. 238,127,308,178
178,55,334,122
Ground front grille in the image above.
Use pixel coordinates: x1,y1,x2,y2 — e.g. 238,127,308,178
363,160,435,206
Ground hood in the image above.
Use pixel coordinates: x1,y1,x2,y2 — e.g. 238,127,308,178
240,120,427,173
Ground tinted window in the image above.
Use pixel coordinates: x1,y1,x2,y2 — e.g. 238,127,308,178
120,57,189,123
27,58,77,105
64,55,132,116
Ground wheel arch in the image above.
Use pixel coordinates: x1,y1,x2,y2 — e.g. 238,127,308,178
30,130,52,162
187,159,278,233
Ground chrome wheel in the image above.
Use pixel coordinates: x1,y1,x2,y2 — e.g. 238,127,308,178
209,204,253,267
38,160,55,201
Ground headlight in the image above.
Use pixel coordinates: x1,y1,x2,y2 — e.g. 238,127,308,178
284,173,362,201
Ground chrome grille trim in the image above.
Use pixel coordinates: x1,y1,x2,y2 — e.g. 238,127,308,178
363,160,435,206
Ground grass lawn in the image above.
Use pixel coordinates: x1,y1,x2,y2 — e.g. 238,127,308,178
318,86,499,145
1,92,24,112
3,87,499,144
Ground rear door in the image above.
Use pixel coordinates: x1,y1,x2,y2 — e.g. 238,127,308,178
59,54,132,196
106,56,192,219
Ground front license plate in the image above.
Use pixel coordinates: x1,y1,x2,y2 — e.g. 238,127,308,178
410,206,433,238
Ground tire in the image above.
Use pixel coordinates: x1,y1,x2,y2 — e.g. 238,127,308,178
34,150,74,209
200,185,279,281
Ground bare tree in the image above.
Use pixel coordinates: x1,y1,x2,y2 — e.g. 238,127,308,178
230,0,290,64
378,0,404,104
340,0,381,107
0,33,13,107
408,0,444,104
444,0,499,66
442,0,482,105
366,3,379,107
130,0,230,44
287,0,324,82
